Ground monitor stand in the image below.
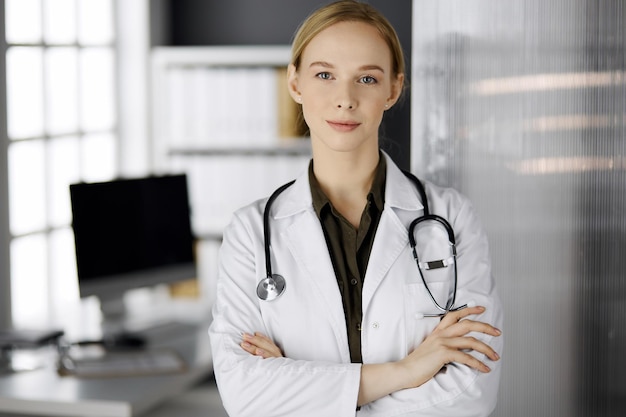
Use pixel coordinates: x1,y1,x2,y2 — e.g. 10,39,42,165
83,296,149,350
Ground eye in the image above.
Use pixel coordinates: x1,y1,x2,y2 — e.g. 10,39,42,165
360,75,378,84
316,72,332,80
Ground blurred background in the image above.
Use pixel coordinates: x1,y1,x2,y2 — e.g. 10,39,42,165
0,1,624,416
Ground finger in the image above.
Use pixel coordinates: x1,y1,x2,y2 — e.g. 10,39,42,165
241,335,277,358
439,306,485,327
446,349,493,373
255,348,282,359
242,332,283,357
241,343,275,359
251,332,282,355
437,307,502,338
253,332,276,344
443,319,502,338
240,333,263,356
446,336,501,362
240,340,258,355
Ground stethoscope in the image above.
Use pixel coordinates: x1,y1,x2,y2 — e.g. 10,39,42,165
256,171,467,318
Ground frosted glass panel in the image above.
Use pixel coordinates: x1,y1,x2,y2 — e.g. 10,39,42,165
5,0,42,44
80,48,116,131
78,0,114,44
11,234,48,328
411,1,626,416
81,133,116,182
8,140,46,235
6,47,44,139
48,136,80,227
43,0,76,44
46,47,79,134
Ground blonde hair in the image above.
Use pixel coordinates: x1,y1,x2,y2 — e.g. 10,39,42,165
290,0,405,79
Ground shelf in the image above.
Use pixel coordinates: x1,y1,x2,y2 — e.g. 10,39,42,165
152,46,309,235
168,139,311,157
152,45,292,69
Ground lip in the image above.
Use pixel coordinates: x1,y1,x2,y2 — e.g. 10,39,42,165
326,120,361,132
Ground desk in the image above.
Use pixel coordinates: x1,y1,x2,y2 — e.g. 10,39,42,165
0,324,214,417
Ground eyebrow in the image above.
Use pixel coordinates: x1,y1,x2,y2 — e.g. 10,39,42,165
309,61,385,73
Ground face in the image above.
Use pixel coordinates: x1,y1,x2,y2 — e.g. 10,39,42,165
288,21,403,155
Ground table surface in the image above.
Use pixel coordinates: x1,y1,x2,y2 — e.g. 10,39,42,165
0,323,214,417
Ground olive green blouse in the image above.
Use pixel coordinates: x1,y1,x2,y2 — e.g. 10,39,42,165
309,155,386,363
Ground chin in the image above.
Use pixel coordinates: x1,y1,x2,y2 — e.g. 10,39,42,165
315,139,374,155
310,128,377,154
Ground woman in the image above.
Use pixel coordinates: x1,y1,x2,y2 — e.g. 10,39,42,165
209,1,503,416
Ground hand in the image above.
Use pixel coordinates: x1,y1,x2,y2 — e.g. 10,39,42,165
398,306,501,389
240,332,284,359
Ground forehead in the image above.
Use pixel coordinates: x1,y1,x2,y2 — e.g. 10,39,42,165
301,21,392,69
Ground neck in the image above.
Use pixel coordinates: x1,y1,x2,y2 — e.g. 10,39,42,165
312,148,380,227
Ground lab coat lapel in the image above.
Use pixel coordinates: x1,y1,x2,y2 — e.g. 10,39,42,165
361,208,407,309
362,154,423,310
275,174,351,362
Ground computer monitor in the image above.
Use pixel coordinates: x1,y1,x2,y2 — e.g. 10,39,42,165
69,174,197,338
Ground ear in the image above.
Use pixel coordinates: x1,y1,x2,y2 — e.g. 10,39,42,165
287,63,302,104
385,73,405,109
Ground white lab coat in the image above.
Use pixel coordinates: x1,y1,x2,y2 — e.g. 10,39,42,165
209,153,503,417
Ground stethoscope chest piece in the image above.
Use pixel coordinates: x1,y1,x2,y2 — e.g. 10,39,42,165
256,274,286,301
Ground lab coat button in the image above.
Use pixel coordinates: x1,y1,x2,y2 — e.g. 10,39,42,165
372,322,379,329
350,278,358,285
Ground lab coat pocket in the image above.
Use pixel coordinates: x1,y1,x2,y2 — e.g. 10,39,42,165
411,220,456,283
404,281,449,350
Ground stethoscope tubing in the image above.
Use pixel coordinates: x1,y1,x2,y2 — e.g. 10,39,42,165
263,180,295,280
403,171,465,315
260,170,466,314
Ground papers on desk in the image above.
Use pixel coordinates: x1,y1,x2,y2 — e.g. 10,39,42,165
58,346,187,378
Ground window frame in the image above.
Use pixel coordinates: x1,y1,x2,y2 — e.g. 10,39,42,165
1,0,128,328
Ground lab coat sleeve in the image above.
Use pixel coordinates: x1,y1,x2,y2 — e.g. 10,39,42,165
362,189,504,417
209,206,362,417
434,194,503,416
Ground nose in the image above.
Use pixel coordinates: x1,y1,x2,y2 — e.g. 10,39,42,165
337,100,354,109
335,82,356,110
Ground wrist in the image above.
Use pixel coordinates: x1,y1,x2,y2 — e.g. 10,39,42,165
393,359,417,390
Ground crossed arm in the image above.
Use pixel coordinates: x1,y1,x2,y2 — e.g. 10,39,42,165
240,305,501,407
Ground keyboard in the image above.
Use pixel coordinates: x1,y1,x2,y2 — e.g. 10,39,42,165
133,321,202,342
59,349,186,377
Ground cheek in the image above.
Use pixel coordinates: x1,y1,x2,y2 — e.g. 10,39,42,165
300,104,318,130
364,102,387,122
300,95,324,121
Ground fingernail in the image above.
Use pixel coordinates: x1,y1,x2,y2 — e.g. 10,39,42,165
242,341,251,348
484,365,491,372
494,328,502,336
242,333,251,340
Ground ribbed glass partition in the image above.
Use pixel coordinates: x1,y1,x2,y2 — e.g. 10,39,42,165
411,1,625,415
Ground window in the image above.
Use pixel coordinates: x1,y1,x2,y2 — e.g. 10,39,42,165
4,0,117,328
